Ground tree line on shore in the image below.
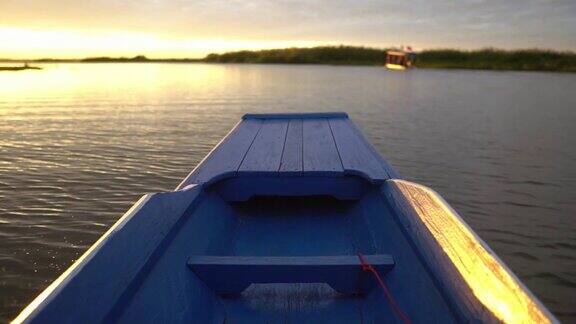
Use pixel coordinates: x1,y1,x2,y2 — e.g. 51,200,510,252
203,46,576,72
3,46,575,72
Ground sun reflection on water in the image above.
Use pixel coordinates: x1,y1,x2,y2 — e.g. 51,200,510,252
0,63,227,101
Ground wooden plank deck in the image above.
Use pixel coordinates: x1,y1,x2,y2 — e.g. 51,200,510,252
238,119,288,174
279,119,303,174
178,112,394,188
303,118,343,175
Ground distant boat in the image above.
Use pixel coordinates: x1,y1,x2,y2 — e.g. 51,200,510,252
14,113,556,323
385,47,416,70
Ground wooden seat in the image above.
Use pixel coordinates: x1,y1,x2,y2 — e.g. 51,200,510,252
187,255,394,295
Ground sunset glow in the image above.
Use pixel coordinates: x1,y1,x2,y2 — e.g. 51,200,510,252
0,27,327,59
1,0,575,59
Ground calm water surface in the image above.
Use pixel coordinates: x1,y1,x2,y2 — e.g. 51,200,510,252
1,64,575,322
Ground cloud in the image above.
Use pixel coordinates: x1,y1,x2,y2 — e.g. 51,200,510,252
1,0,575,50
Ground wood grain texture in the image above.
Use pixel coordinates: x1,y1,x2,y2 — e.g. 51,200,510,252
384,179,557,324
179,113,395,187
179,118,262,187
329,118,388,183
347,119,399,179
239,119,288,174
302,119,343,174
279,119,303,174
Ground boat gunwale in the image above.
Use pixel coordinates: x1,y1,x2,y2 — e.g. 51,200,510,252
383,179,558,324
12,194,154,323
13,186,207,323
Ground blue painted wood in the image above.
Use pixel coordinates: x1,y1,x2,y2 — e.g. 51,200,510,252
116,191,238,324
329,118,389,183
302,118,343,175
352,189,458,323
230,197,357,257
347,119,400,179
243,112,348,119
214,176,370,201
222,197,366,323
178,118,262,187
16,187,206,324
279,119,303,174
238,119,288,174
188,255,394,294
15,112,555,324
382,180,557,323
179,113,393,188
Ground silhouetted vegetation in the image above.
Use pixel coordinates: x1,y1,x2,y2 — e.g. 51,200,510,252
204,46,576,72
2,47,575,72
204,46,388,65
82,55,151,62
0,64,42,71
79,55,201,63
418,48,576,72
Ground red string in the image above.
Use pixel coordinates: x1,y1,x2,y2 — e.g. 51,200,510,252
357,253,412,324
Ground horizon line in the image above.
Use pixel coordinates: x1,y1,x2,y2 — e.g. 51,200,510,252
1,45,575,62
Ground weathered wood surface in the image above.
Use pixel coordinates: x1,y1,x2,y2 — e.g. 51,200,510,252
302,118,343,175
279,119,303,174
188,255,394,294
329,118,387,182
384,179,557,324
178,119,262,186
238,119,288,174
178,112,395,188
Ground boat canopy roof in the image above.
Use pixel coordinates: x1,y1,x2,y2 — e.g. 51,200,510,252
386,50,409,56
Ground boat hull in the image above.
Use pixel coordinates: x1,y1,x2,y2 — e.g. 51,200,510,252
14,113,556,323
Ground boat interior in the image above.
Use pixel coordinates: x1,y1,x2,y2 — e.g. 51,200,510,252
114,175,457,324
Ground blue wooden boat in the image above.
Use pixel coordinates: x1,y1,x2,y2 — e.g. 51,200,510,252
14,113,556,323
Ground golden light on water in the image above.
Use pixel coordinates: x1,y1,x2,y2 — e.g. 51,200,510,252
392,180,554,323
0,63,225,100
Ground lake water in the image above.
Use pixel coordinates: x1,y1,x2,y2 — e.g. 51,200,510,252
0,63,575,322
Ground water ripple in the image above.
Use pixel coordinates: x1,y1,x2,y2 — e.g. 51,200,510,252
1,64,575,322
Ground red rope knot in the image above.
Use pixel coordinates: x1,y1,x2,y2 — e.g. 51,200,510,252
357,253,412,324
357,252,374,272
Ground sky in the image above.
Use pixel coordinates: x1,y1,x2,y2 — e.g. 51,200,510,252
1,0,575,59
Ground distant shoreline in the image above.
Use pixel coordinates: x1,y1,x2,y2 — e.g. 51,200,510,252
203,46,576,72
0,65,42,71
2,46,575,72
